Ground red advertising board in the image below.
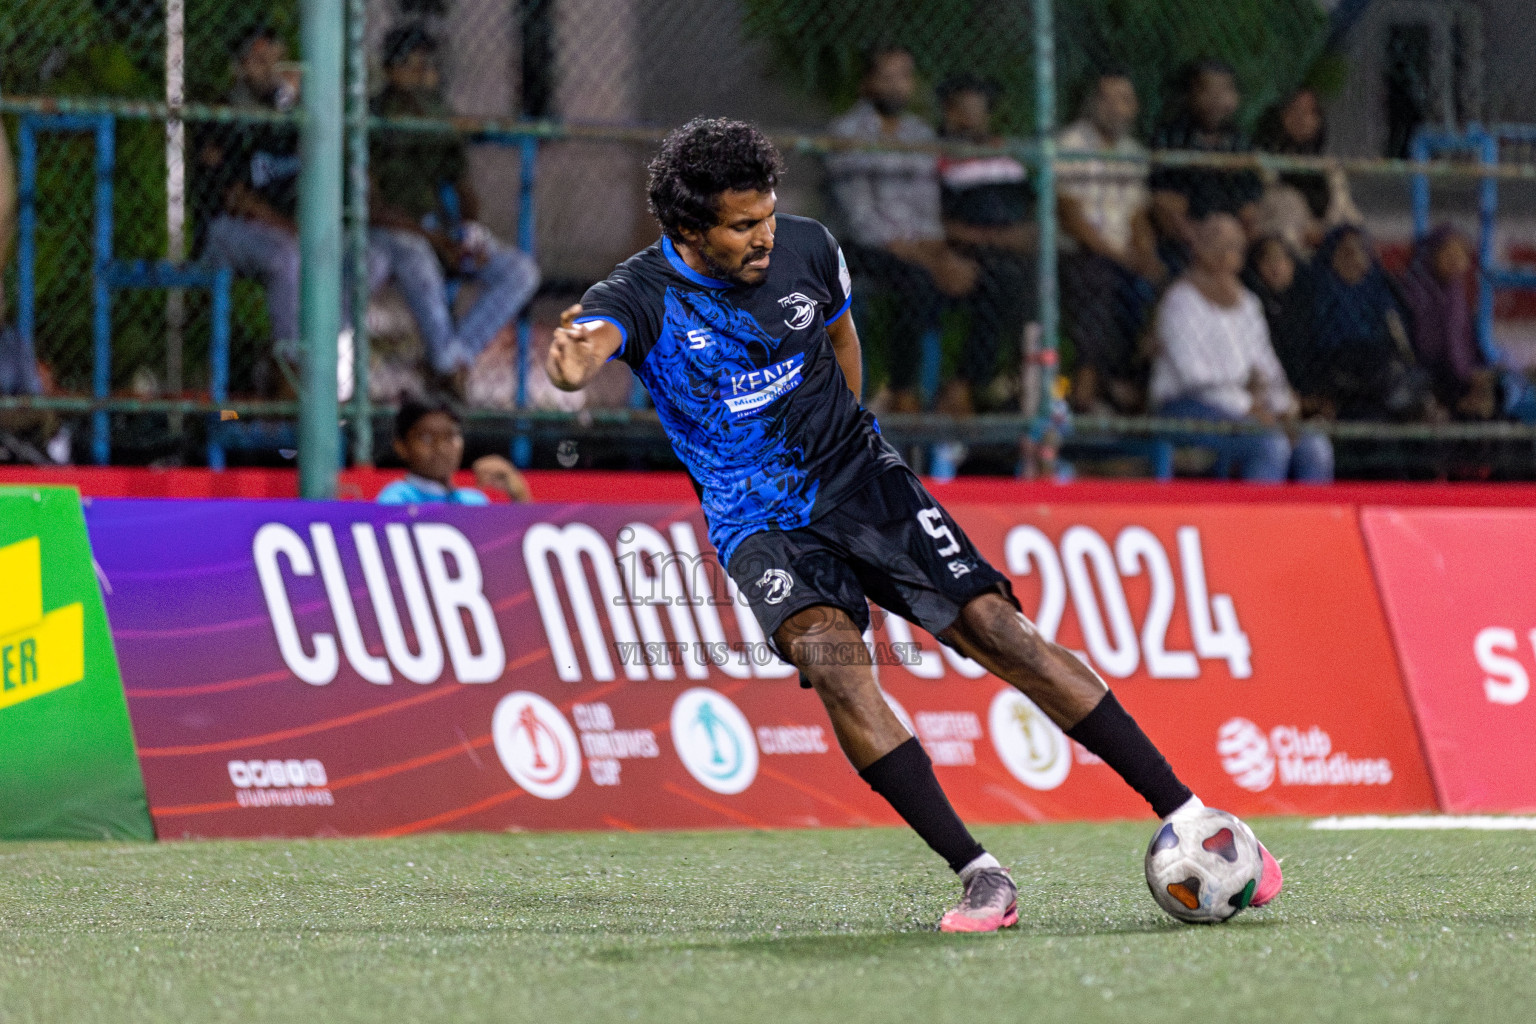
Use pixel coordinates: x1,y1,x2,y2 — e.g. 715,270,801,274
1361,507,1536,813
930,503,1434,822
87,498,1435,839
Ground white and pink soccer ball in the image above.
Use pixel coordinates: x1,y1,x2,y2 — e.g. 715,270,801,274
1144,807,1265,924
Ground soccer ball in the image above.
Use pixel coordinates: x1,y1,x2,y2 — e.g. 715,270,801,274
1144,807,1264,924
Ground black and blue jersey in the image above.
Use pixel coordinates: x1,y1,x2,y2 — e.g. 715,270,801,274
577,214,901,566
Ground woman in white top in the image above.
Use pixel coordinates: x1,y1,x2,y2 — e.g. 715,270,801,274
1150,214,1333,482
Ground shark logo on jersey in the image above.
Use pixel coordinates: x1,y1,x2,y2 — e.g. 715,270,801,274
755,569,794,605
718,353,805,419
778,293,818,331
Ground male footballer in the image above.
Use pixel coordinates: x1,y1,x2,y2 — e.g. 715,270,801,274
547,118,1281,931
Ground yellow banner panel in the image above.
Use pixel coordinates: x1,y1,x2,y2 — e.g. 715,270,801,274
0,536,44,638
0,602,86,712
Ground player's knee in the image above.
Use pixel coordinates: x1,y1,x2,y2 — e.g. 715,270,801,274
954,594,1053,679
799,661,873,712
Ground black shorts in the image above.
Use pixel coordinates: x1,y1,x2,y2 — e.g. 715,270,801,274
727,468,1017,664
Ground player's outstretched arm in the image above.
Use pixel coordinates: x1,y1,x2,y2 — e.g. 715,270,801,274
547,304,624,391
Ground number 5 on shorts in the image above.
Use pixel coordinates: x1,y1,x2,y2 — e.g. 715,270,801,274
917,508,961,557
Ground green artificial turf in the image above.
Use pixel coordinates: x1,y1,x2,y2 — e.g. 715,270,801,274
1,819,1533,1023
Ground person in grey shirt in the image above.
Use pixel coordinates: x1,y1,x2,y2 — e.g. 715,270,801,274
826,45,980,413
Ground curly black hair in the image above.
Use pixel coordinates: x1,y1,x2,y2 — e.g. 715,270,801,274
646,118,783,241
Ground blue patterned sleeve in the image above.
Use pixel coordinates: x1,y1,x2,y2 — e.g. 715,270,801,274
579,264,660,369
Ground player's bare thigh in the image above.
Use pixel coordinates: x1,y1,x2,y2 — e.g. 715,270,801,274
773,604,910,768
939,591,1107,728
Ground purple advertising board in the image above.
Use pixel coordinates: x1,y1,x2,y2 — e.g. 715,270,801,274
87,498,908,837
85,497,1436,839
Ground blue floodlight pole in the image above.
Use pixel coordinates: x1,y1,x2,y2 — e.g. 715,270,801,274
298,0,345,498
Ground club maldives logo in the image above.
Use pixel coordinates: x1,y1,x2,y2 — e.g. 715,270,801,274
988,689,1071,791
492,692,582,799
670,687,758,794
1217,717,1393,793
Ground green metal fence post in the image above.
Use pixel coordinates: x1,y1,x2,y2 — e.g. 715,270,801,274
299,0,345,499
346,0,373,467
1033,0,1059,433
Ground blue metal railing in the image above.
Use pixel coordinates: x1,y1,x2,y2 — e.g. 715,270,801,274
1408,124,1536,364
16,112,235,466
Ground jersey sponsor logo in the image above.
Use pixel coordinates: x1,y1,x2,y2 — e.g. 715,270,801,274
778,292,818,331
718,353,805,419
1217,717,1394,793
755,568,794,606
947,559,973,578
686,328,713,350
492,691,583,799
671,687,759,794
989,688,1071,790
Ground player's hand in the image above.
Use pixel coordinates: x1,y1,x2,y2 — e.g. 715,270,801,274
471,454,531,503
548,304,601,391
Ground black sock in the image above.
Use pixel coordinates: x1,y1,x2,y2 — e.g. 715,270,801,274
859,737,985,873
1066,691,1193,818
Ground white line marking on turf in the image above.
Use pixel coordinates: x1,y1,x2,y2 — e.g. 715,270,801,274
1311,815,1536,831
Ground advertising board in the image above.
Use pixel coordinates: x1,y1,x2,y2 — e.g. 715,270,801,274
0,487,152,840
88,498,1435,838
1362,507,1536,812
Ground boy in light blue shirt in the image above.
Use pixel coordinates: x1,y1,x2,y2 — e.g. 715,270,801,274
377,397,530,505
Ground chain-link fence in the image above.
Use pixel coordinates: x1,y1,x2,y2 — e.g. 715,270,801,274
4,0,1536,480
